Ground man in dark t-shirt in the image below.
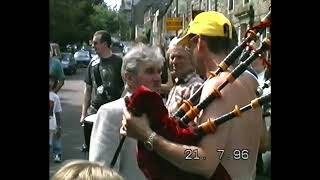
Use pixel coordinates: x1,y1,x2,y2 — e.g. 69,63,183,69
80,30,124,151
84,54,123,111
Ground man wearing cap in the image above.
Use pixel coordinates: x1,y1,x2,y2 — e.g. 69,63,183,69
121,11,263,180
165,37,204,117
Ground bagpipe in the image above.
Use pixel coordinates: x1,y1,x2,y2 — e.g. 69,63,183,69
122,88,270,180
110,9,271,180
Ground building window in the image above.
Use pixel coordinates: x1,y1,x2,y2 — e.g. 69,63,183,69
228,0,234,11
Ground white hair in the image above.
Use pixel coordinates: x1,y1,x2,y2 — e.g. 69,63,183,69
168,37,179,49
121,44,165,88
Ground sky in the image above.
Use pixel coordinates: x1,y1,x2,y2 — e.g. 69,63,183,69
105,0,121,10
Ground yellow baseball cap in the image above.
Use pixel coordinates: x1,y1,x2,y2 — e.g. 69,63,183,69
178,11,232,46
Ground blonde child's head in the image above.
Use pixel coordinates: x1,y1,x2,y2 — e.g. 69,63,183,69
51,160,123,180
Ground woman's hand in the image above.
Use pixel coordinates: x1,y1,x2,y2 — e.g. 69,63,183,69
120,108,153,142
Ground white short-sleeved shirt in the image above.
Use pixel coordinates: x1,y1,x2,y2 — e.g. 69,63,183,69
257,70,270,95
49,91,62,130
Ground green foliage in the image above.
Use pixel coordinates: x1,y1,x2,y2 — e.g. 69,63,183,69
118,12,131,41
50,0,130,47
89,5,119,35
91,0,104,5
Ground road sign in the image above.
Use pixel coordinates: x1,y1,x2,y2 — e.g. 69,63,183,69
166,17,182,31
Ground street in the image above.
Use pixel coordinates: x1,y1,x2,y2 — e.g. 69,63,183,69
49,68,87,177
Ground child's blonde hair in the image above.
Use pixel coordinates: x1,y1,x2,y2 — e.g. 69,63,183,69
51,160,123,180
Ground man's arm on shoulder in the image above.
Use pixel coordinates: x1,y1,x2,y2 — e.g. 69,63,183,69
89,103,122,170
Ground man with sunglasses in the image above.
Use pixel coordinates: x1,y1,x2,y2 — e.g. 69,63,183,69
80,30,124,152
121,11,263,180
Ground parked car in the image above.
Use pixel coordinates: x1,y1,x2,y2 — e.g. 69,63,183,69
61,52,77,75
122,42,132,55
87,48,97,58
74,50,91,67
111,42,124,57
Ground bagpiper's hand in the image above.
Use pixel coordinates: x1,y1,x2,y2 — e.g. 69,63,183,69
120,114,127,136
121,108,152,141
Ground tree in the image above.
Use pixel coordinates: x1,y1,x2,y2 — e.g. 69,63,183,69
50,0,129,46
91,0,104,5
89,4,122,36
50,0,94,46
118,12,131,41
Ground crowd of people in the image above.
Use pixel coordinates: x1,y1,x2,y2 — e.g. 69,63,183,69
50,10,271,180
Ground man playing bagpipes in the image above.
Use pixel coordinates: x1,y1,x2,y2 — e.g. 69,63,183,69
121,11,265,180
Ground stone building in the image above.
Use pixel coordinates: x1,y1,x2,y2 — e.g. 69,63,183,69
164,0,270,44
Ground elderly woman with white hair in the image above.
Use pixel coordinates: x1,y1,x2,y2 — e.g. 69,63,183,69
89,44,165,180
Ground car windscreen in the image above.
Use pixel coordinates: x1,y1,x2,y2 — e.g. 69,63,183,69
111,44,123,53
75,51,89,57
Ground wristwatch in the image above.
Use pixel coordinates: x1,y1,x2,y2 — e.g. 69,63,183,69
144,132,157,151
